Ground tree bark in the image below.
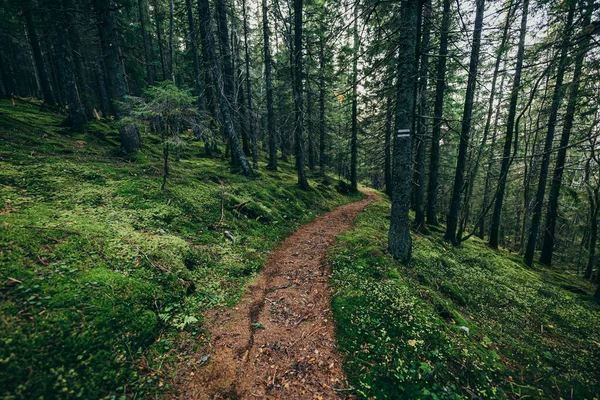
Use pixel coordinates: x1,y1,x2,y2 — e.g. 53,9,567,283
197,0,219,131
139,0,155,85
350,3,359,191
153,0,167,81
169,0,175,83
214,0,238,144
523,0,576,265
242,0,258,168
0,51,7,98
293,0,309,190
488,0,529,249
539,0,594,266
263,0,277,170
444,0,485,244
384,91,392,197
54,0,85,132
414,0,431,229
63,0,94,120
198,0,252,175
94,0,140,153
307,68,315,171
185,0,204,110
469,0,514,238
388,0,418,262
585,189,598,279
318,37,326,178
23,0,55,104
426,0,450,226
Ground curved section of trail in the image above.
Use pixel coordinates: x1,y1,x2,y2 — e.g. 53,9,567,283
173,190,379,399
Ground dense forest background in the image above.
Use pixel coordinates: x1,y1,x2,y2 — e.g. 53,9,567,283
2,0,599,284
1,0,600,288
1,0,600,397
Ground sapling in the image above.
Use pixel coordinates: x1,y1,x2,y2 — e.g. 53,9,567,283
130,82,206,190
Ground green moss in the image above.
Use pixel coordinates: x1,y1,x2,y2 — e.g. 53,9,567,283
0,99,362,399
329,200,600,399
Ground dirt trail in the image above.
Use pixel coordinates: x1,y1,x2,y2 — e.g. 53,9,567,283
173,190,379,399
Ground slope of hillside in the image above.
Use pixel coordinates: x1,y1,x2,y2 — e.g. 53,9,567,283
329,200,600,399
0,99,361,399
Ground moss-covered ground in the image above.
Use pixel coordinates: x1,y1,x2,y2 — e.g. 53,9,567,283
330,199,600,399
0,99,362,399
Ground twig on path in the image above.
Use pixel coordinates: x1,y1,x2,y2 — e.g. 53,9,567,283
289,326,326,347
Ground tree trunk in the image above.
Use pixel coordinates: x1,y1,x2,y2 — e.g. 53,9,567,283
384,91,392,197
488,0,529,249
293,0,309,190
388,0,418,262
23,0,55,104
92,55,109,116
139,0,155,85
0,49,11,98
153,0,167,80
95,0,140,153
232,19,252,157
185,0,204,110
63,0,93,120
169,0,175,83
263,0,277,170
197,0,219,131
307,68,315,171
426,0,450,226
444,0,485,244
469,0,514,238
539,0,593,266
318,37,326,178
478,68,508,238
523,0,576,265
350,3,359,191
585,192,598,279
242,0,258,168
0,51,7,98
198,0,252,175
414,0,431,229
214,0,237,133
54,0,85,132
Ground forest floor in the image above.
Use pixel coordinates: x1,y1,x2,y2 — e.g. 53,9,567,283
172,189,379,399
2,99,599,400
329,200,600,399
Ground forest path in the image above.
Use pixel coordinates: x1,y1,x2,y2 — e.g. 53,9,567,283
173,189,379,399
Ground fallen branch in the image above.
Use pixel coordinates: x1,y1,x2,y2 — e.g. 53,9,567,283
232,200,251,210
289,326,326,348
138,248,169,273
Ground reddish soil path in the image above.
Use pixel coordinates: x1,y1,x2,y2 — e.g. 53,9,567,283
173,190,379,399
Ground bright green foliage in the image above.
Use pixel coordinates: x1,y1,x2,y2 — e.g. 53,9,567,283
330,199,600,399
0,99,362,399
129,82,203,189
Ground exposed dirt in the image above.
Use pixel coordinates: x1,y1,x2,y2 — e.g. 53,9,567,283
173,190,379,399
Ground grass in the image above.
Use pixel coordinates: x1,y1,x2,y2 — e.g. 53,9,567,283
329,199,600,399
0,99,362,399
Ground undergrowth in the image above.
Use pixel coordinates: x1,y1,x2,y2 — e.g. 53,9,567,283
0,99,362,399
330,199,600,399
